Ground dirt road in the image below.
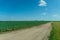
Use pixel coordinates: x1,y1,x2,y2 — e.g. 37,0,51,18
0,23,51,40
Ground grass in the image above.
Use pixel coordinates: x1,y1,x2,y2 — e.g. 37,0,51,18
49,22,60,40
0,21,49,33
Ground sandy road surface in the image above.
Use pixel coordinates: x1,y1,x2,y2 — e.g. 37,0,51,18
0,23,51,40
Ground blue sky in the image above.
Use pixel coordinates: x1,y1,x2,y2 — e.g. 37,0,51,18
0,0,60,21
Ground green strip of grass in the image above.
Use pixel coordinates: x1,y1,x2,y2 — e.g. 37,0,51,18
49,22,60,40
0,21,49,33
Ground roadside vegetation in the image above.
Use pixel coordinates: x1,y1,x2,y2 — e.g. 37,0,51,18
0,21,49,33
49,21,60,40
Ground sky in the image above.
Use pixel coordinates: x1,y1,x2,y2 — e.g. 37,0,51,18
0,0,60,21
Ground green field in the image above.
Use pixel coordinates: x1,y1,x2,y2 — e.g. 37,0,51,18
49,22,60,40
0,21,49,33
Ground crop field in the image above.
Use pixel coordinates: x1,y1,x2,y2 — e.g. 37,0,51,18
0,21,49,33
49,22,60,40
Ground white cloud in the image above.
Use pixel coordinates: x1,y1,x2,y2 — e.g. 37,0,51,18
52,14,60,18
52,15,57,17
38,0,47,6
42,13,47,16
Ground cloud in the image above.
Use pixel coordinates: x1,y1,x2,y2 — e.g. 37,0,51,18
52,14,60,18
38,0,47,6
52,15,57,17
42,13,47,16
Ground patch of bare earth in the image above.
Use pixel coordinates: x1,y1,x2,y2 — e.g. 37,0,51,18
0,23,51,40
